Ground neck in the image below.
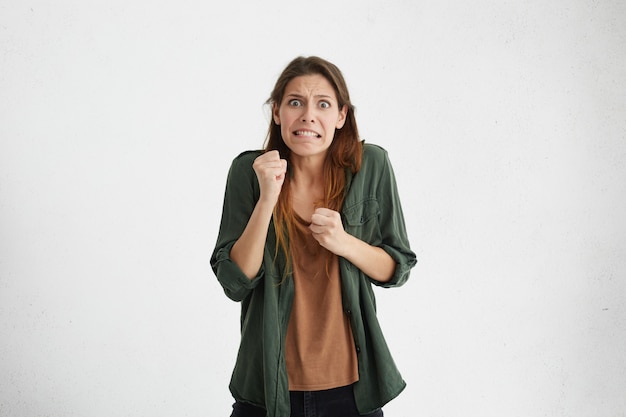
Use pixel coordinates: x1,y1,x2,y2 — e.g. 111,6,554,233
289,153,325,188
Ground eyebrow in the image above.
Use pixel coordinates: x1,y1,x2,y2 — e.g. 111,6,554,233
285,93,336,100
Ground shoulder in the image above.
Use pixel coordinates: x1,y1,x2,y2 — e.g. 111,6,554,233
233,149,263,165
346,142,392,195
362,142,387,156
229,150,263,172
361,142,390,171
225,150,263,183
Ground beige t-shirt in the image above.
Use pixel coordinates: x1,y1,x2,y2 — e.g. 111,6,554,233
285,219,359,391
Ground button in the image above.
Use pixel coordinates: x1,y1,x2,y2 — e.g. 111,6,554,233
355,346,361,354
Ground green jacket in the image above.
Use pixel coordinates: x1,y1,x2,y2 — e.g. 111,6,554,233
211,143,416,417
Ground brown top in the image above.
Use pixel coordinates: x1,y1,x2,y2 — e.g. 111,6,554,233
285,217,359,391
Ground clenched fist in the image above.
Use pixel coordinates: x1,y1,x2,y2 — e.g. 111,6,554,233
253,150,287,206
310,207,350,256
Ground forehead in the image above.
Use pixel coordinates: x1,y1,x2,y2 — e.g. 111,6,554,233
283,74,337,99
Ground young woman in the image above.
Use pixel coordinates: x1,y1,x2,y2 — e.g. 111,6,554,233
211,56,416,417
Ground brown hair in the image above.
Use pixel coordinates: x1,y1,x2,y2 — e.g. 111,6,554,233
264,56,363,277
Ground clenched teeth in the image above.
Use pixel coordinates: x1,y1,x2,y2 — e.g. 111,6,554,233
294,130,321,138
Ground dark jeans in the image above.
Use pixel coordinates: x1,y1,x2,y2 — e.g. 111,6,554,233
230,384,384,417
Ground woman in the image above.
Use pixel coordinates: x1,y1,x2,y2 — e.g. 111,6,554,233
211,56,416,417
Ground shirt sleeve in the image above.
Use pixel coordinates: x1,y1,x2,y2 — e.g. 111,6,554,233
372,147,417,288
210,151,265,301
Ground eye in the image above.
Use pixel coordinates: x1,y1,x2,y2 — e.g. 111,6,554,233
288,99,302,107
319,101,331,109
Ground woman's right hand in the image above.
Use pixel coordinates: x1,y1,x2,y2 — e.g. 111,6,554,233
253,150,287,206
230,150,287,279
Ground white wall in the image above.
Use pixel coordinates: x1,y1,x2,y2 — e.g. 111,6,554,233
1,1,625,416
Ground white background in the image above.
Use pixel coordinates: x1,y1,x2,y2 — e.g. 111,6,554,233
1,1,625,416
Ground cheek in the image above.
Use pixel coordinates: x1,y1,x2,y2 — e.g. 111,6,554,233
324,115,341,131
278,109,295,127
280,122,295,142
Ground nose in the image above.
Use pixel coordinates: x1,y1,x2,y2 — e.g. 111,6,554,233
300,106,315,123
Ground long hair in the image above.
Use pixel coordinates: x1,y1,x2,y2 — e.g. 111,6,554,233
264,56,363,278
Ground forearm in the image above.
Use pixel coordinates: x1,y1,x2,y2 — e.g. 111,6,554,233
230,200,275,280
339,234,396,283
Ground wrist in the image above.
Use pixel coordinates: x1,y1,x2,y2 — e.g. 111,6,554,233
257,194,278,209
336,232,357,259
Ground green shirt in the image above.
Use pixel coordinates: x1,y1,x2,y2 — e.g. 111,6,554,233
211,143,417,417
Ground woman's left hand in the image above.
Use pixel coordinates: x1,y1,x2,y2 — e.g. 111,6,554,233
310,207,396,282
309,208,349,256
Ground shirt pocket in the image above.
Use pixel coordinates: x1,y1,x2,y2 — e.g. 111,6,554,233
342,198,382,245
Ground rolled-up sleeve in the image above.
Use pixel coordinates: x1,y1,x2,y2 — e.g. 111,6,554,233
372,146,417,288
210,151,265,301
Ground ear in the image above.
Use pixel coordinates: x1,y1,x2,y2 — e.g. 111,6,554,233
336,104,348,129
272,102,280,125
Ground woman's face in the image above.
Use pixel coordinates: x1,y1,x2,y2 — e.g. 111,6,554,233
273,74,347,161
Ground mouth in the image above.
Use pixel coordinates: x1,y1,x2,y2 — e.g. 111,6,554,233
293,130,322,138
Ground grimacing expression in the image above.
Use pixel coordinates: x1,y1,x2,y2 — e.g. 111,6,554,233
273,74,347,161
